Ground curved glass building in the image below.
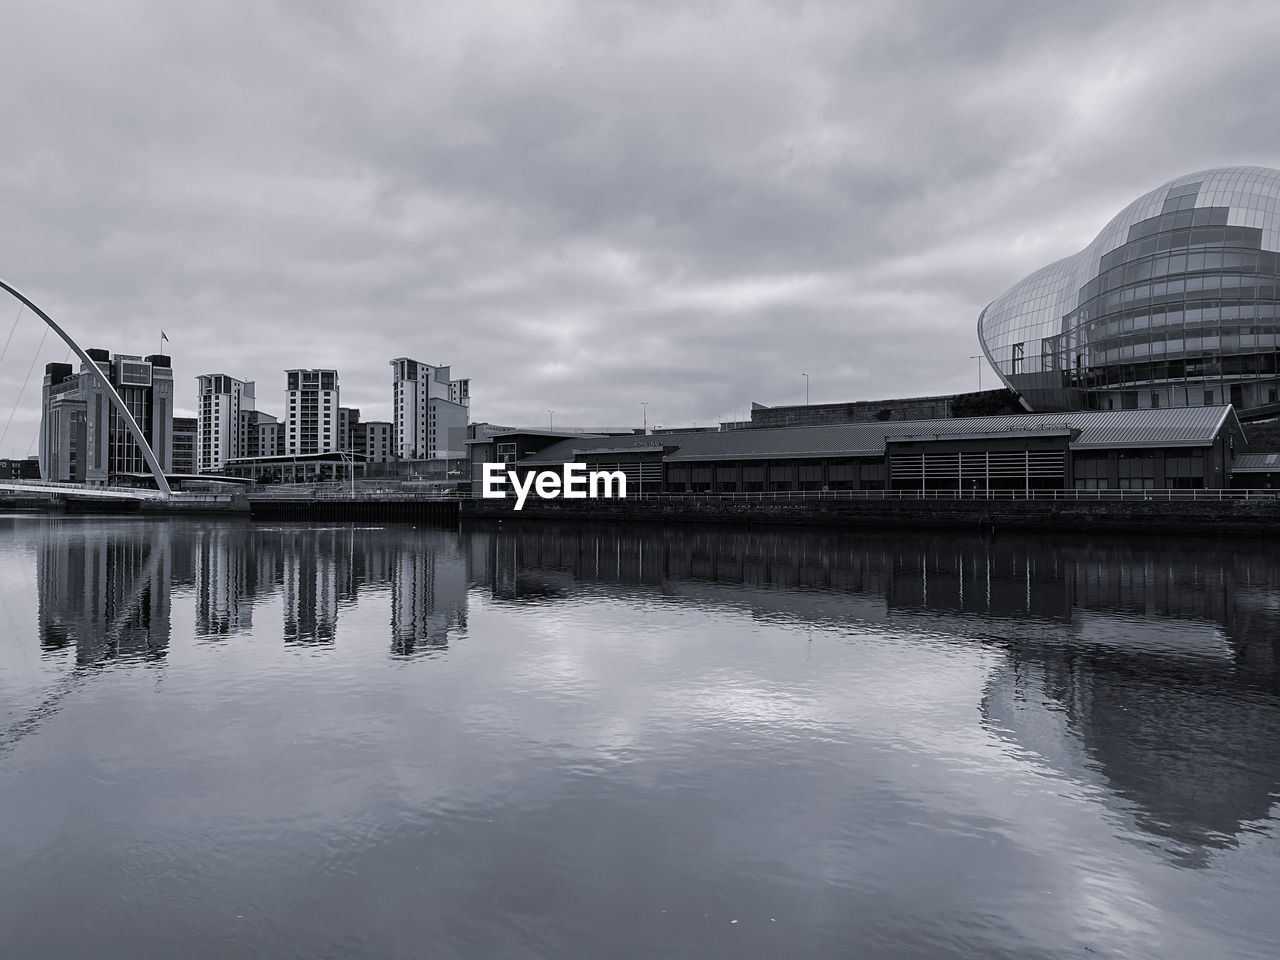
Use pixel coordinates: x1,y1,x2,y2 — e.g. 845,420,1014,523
979,166,1280,416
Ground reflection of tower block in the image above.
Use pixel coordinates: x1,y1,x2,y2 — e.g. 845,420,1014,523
390,533,467,657
391,551,444,657
282,532,339,643
195,529,258,638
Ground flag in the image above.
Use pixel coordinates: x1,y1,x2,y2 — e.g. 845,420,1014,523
161,330,169,342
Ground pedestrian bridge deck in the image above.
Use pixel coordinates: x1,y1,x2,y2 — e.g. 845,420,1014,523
0,480,164,500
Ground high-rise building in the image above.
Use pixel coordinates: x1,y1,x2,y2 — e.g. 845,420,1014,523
40,349,174,484
390,358,469,460
172,417,197,474
285,369,339,455
196,374,255,473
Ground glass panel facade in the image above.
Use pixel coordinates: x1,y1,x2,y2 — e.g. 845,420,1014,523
979,166,1280,415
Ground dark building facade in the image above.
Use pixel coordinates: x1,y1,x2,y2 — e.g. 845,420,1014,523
40,349,174,484
747,390,1023,429
172,416,197,474
0,457,41,480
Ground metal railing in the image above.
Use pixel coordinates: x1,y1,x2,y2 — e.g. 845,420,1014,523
469,487,1280,503
247,482,458,501
0,479,165,500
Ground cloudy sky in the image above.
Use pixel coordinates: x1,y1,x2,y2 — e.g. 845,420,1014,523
2,0,1280,451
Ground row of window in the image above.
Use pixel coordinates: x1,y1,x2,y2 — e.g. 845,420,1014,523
1076,278,1280,325
1063,353,1280,388
1074,477,1205,489
1091,239,1270,298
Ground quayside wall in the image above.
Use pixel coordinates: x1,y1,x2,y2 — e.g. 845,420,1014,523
247,497,459,524
460,494,1280,536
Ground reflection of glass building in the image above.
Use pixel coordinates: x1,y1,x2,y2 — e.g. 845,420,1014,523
980,166,1280,416
471,521,1280,863
981,645,1280,867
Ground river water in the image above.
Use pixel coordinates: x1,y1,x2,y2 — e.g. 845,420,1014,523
1,515,1278,958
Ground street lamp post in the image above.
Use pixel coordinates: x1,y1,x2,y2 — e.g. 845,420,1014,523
969,356,983,392
641,401,648,433
802,373,810,405
549,410,555,430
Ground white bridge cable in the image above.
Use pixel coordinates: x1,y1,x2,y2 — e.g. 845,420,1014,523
1,324,50,454
26,344,71,457
0,303,23,369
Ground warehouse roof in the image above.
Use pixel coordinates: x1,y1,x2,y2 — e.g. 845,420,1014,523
1231,452,1280,473
516,406,1241,464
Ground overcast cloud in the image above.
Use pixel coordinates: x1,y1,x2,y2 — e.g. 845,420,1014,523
2,0,1280,451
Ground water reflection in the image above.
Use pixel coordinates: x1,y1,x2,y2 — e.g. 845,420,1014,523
22,517,1280,869
38,524,173,665
36,522,469,660
466,521,1280,866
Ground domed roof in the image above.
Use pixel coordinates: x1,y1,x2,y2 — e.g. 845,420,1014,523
978,166,1280,410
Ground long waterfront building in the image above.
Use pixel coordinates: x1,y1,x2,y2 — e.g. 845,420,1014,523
469,406,1246,495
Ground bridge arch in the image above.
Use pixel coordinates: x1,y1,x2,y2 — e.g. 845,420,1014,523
0,278,172,498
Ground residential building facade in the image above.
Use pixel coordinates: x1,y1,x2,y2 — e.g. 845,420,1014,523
285,369,339,455
354,420,394,463
244,411,282,459
196,374,255,473
172,417,197,474
339,407,360,452
390,358,469,460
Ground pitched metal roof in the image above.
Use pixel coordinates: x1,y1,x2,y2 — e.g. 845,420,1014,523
1232,452,1280,472
516,406,1238,465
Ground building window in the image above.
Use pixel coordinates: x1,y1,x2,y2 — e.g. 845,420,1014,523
1150,392,1160,408
1011,342,1024,375
1204,390,1215,405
